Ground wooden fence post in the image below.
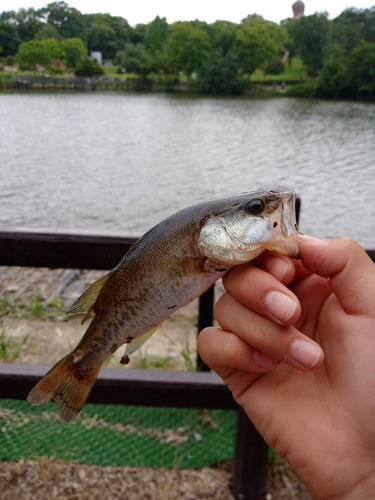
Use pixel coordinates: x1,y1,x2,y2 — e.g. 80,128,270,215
231,409,268,500
196,285,215,371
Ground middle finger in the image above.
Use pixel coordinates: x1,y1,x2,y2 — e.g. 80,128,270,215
216,293,324,370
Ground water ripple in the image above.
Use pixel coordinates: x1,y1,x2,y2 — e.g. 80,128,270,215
0,93,374,247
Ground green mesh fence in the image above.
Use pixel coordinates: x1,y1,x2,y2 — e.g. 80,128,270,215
0,399,236,469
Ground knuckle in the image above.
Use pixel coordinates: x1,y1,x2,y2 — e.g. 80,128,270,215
341,237,360,251
197,327,216,362
224,334,242,366
214,292,233,320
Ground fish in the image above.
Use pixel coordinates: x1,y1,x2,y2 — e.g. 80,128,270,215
27,189,299,422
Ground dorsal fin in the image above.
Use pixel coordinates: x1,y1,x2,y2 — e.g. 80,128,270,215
66,273,111,316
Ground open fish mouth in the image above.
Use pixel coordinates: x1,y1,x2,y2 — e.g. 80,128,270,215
267,191,300,257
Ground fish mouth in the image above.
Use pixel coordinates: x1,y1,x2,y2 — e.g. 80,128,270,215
267,191,300,258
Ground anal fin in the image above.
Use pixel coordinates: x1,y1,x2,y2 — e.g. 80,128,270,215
120,327,158,363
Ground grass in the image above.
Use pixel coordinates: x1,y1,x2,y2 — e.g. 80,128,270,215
135,350,174,370
181,341,195,371
0,320,33,362
0,292,66,321
102,65,120,76
250,57,312,82
285,81,318,97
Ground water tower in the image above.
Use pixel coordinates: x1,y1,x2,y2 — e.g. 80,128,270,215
292,1,305,19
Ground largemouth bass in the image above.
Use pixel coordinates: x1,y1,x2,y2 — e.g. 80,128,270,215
28,189,299,422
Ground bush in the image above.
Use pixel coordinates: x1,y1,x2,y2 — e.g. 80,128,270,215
148,72,179,90
0,74,16,88
285,81,317,97
5,56,16,66
263,58,285,75
75,58,104,77
197,50,245,95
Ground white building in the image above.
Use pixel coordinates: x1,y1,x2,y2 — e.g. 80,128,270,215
90,51,103,66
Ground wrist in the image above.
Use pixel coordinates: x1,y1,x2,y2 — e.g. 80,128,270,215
310,463,375,500
325,474,375,500
295,445,375,500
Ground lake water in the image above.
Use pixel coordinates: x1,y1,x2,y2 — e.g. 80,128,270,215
1,92,374,248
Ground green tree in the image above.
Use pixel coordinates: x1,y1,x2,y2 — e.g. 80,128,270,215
263,57,285,75
36,23,62,40
43,38,63,60
130,24,147,45
61,37,87,67
114,43,150,76
349,40,375,98
17,39,51,69
1,8,43,42
332,9,366,53
0,22,21,56
331,7,375,53
75,57,104,77
317,45,350,97
206,20,237,55
16,38,62,69
41,1,85,39
317,40,375,100
233,20,277,74
286,13,331,76
166,22,210,75
145,16,168,54
198,50,243,94
109,16,131,51
89,19,117,59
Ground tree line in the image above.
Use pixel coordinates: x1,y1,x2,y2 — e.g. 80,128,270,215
0,1,374,98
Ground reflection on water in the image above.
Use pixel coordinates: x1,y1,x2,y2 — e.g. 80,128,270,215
0,92,374,247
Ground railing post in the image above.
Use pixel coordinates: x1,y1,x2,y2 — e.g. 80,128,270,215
196,285,215,371
231,409,268,500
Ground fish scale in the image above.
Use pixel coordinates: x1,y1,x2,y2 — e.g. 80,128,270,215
27,189,299,422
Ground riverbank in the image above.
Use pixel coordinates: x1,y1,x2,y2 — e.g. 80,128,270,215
0,73,309,95
3,73,374,102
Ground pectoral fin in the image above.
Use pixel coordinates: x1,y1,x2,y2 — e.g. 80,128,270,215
120,327,158,364
67,273,112,322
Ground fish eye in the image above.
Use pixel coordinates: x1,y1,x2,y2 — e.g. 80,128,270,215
245,198,265,216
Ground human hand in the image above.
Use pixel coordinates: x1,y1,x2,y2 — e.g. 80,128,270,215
197,236,375,500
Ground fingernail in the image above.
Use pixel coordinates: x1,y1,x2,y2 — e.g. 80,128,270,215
290,339,321,368
265,258,289,281
264,291,297,322
298,234,321,244
253,350,277,369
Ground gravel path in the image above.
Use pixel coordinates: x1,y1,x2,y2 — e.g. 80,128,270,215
0,459,311,500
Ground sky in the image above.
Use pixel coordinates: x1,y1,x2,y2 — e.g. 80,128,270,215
1,0,374,25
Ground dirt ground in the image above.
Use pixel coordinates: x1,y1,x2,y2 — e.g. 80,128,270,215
0,458,311,500
0,303,198,370
0,266,200,370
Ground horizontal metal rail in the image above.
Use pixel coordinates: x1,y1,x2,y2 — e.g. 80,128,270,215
0,226,139,270
0,225,373,270
0,363,236,410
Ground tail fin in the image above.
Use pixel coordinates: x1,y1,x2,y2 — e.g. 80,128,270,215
27,353,100,423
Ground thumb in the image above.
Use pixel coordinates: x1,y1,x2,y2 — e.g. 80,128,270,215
298,235,375,317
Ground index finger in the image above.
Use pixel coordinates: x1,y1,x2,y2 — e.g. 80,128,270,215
254,251,311,285
222,263,301,326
